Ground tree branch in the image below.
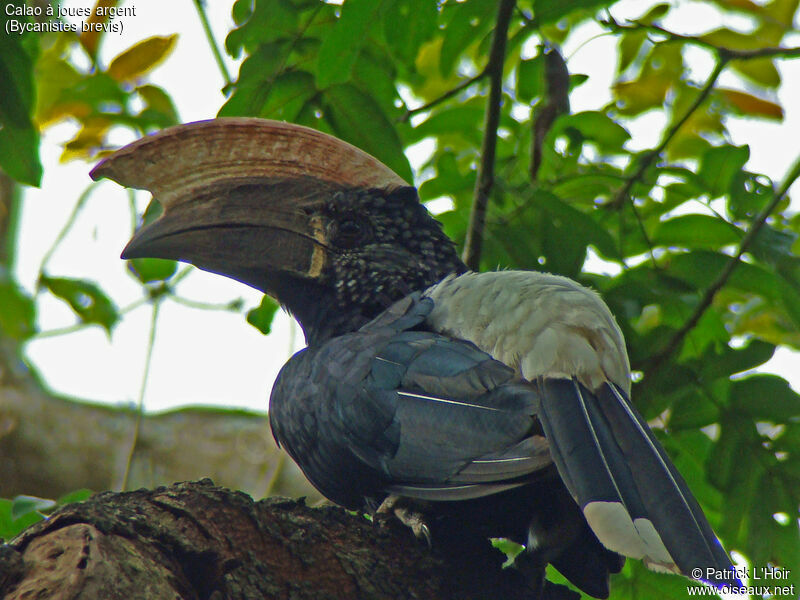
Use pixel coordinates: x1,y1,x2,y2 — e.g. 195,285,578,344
192,0,233,88
529,45,570,180
0,172,16,267
0,480,558,600
604,18,800,61
401,70,488,123
120,300,161,491
643,155,800,371
462,0,516,271
608,58,727,210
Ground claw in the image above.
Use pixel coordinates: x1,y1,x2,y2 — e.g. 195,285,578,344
376,495,432,547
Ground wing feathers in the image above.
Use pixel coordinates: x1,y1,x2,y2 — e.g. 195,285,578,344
397,390,505,413
537,378,675,571
386,482,526,501
538,377,739,587
598,383,737,586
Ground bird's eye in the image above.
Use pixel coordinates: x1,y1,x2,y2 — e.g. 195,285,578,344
332,218,368,248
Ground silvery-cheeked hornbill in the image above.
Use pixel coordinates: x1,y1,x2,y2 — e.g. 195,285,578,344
91,118,740,598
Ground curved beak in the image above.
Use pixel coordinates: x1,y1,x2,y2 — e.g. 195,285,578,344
90,118,407,292
119,179,329,292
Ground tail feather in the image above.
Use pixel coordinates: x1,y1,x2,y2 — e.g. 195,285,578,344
598,383,737,587
537,377,739,589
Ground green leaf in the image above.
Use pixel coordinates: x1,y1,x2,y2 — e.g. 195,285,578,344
408,104,486,145
610,560,696,599
316,0,384,89
617,30,648,74
11,495,55,521
490,537,524,567
517,56,545,103
0,12,41,186
382,0,437,68
259,71,317,120
107,35,178,83
708,414,757,492
350,47,399,111
652,214,742,249
40,275,119,334
613,43,683,117
553,111,631,154
0,27,35,125
731,57,781,88
678,305,730,360
729,170,772,219
718,88,784,120
697,339,775,380
669,388,720,430
0,498,43,541
56,489,93,506
123,200,178,282
700,27,765,51
663,430,724,519
638,3,671,24
226,0,302,58
532,0,615,26
698,144,750,198
219,43,289,117
231,0,254,26
418,150,474,203
0,121,42,188
439,0,496,76
751,225,800,271
136,84,179,126
324,84,413,182
730,374,800,421
538,191,620,260
0,272,36,340
128,258,178,283
247,295,280,335
666,251,781,300
551,172,621,205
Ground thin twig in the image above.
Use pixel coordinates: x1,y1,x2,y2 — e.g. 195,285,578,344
127,188,137,236
628,200,659,269
643,155,800,372
171,294,242,311
192,0,232,87
31,296,149,339
262,453,286,498
120,299,162,491
609,59,727,209
39,182,98,275
461,0,516,271
605,18,800,61
400,70,488,122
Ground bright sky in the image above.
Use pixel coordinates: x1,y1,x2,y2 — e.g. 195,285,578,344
14,0,800,413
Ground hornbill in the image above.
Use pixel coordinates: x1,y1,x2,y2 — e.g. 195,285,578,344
91,118,740,598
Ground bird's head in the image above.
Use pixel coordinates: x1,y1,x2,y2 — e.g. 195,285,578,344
91,118,465,343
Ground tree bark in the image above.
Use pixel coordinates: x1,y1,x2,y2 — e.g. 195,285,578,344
0,378,319,502
0,480,560,600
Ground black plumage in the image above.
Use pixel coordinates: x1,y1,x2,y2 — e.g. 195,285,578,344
92,118,742,599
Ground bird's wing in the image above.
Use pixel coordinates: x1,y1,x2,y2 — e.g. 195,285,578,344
269,293,552,507
424,271,737,587
362,329,552,500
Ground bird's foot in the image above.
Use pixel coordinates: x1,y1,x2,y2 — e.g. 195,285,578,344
376,494,432,547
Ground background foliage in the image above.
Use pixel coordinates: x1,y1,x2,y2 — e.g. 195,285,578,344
1,0,799,597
